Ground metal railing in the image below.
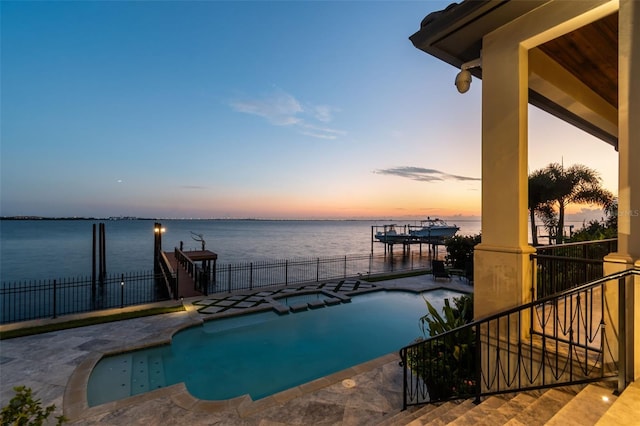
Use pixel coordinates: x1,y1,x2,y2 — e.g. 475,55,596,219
532,239,617,299
206,252,433,294
399,268,638,409
535,239,617,258
0,271,173,324
0,250,435,324
532,255,606,299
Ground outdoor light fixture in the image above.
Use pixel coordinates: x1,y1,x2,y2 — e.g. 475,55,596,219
342,379,356,389
455,56,482,94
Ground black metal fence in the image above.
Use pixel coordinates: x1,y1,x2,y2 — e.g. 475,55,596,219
0,250,437,324
209,252,433,294
0,271,172,324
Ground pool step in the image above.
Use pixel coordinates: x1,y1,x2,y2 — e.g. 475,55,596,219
147,355,167,392
130,353,150,395
130,353,166,396
277,291,351,313
86,354,135,406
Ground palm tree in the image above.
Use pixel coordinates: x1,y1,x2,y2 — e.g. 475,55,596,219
528,169,556,246
544,163,614,244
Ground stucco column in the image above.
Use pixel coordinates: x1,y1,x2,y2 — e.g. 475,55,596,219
473,32,535,319
604,0,640,382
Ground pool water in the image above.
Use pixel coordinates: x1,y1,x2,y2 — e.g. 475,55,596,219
87,289,463,406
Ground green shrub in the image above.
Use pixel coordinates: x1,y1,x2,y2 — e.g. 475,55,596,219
1,386,66,425
568,219,617,242
407,294,476,400
445,234,481,269
419,293,474,336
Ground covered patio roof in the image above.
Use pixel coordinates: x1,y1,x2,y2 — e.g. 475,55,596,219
409,0,618,149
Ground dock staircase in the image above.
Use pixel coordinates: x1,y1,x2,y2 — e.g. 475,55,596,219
158,249,211,299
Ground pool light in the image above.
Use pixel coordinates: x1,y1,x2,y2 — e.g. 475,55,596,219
342,379,356,389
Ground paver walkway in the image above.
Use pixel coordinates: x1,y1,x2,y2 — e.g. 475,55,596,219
0,274,472,425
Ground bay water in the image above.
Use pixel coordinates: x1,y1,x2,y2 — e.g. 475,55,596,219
0,219,483,283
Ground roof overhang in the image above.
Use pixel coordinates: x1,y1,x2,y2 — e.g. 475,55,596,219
410,0,619,149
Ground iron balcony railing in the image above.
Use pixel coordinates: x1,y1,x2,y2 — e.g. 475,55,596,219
532,255,606,299
399,268,638,409
532,239,617,299
535,238,617,259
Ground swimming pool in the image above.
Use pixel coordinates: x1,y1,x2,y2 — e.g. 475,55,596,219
87,289,463,406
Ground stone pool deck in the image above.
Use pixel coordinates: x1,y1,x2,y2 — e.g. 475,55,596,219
0,274,472,425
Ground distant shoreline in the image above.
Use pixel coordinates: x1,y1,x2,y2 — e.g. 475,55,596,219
0,216,155,221
0,216,599,224
0,216,483,222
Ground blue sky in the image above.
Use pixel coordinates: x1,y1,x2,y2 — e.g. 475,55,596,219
1,1,618,219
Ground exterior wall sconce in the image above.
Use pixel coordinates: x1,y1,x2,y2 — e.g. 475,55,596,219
455,56,482,94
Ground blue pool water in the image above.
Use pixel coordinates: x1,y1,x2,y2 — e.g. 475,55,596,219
87,289,463,406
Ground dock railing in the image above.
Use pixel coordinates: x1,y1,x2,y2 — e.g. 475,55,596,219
174,248,197,278
158,251,178,299
173,248,212,296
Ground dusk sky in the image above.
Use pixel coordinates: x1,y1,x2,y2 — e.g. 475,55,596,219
1,1,618,220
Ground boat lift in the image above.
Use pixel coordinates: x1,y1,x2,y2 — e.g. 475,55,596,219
370,224,446,257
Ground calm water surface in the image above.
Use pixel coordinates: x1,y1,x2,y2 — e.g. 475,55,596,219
0,219,482,282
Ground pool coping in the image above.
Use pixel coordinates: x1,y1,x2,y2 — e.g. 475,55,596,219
62,281,471,421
